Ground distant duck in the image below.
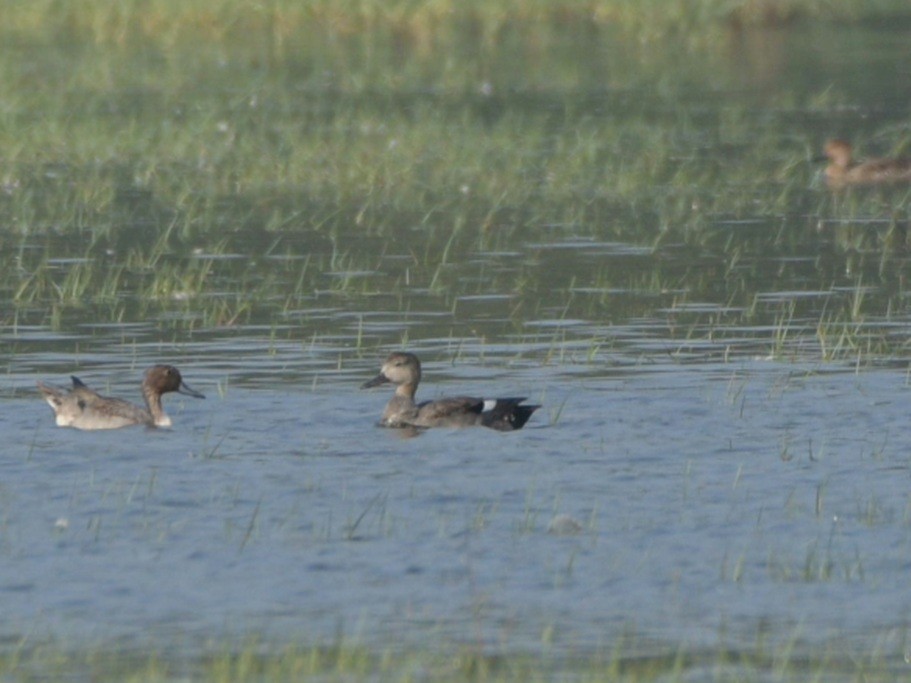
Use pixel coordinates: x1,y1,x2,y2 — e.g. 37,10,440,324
362,352,539,431
819,139,911,187
38,364,205,430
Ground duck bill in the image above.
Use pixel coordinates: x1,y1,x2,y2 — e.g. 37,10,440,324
361,373,390,389
178,381,206,399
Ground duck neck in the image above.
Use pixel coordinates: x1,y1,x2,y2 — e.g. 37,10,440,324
144,388,171,427
394,381,418,402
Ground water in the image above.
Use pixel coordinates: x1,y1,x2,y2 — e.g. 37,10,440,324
6,358,911,657
3,16,911,666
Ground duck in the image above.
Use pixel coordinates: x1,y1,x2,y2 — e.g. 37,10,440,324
819,139,911,187
361,352,539,431
37,364,205,430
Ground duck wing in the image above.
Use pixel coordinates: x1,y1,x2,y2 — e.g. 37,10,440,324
416,396,485,426
415,396,540,430
68,377,151,426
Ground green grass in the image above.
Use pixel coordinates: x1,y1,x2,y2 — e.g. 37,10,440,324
4,0,910,54
0,637,907,682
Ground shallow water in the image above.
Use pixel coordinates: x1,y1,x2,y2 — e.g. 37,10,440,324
6,360,911,658
4,16,911,667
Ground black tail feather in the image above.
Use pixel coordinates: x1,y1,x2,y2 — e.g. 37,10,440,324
481,398,540,431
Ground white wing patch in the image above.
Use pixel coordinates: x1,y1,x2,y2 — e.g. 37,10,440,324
482,399,497,412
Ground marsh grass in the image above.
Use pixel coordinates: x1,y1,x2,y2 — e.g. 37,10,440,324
4,0,910,62
2,17,908,361
766,537,866,584
1,637,908,682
